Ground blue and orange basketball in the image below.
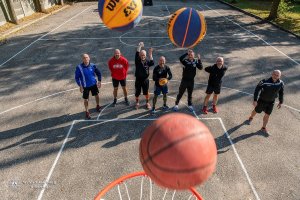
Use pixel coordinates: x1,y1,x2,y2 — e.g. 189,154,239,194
167,7,207,48
98,0,143,32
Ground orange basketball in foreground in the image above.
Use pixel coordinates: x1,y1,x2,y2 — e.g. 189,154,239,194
139,113,217,190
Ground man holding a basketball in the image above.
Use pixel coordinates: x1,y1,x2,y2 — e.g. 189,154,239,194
134,42,154,109
202,57,228,114
108,49,130,107
174,49,203,112
247,70,284,134
151,56,173,114
75,54,102,119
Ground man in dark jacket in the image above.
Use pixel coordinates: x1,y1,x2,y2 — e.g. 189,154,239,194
135,42,154,109
151,56,172,114
247,70,284,134
173,49,203,112
202,57,227,114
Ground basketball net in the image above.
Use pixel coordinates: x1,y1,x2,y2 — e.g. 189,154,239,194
94,171,204,200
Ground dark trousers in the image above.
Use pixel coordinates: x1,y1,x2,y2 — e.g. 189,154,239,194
175,79,194,106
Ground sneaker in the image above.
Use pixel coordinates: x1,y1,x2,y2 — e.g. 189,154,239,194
212,105,218,113
85,111,91,119
202,106,208,114
96,105,101,112
151,108,156,115
261,127,269,136
112,99,117,107
135,102,140,109
246,117,253,125
173,105,179,112
188,105,194,112
125,99,130,106
146,103,151,110
162,105,169,110
261,127,267,133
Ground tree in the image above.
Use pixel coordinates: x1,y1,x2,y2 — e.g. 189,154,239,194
5,0,18,24
267,0,281,20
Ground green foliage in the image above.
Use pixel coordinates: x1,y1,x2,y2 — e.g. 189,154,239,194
224,0,299,36
278,0,294,16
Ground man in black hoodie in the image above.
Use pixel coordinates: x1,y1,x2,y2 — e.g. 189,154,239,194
247,70,284,134
202,57,228,114
135,42,154,109
173,49,203,112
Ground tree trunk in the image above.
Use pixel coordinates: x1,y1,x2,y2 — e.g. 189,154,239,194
267,0,281,20
33,0,42,12
58,0,64,6
5,0,18,24
0,0,10,22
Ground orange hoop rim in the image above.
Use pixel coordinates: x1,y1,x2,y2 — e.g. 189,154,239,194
94,171,204,200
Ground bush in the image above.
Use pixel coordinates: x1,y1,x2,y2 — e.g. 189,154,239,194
278,0,294,16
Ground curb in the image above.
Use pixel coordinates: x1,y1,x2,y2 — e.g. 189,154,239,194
0,5,70,40
216,0,300,39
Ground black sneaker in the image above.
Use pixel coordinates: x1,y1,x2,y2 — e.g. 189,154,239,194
260,127,269,137
245,117,253,125
125,99,130,106
112,99,117,107
96,105,101,112
151,108,156,115
162,105,169,110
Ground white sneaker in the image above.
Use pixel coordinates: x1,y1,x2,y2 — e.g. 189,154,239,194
135,102,140,109
146,103,151,110
188,106,194,112
173,105,178,111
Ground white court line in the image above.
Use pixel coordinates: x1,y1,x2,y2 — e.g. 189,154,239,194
218,118,261,200
152,4,207,7
97,93,136,120
39,36,169,40
119,30,172,48
37,120,76,200
80,117,222,122
165,5,171,15
37,35,255,41
0,82,111,116
37,113,259,199
203,5,300,66
98,93,260,200
0,6,92,67
98,92,197,119
1,80,299,117
0,88,77,115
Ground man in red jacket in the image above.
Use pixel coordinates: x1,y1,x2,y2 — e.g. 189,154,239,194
108,49,130,106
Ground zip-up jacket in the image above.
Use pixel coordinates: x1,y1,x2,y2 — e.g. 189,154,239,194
179,53,203,80
153,65,172,87
75,63,102,88
135,51,154,80
254,77,284,103
205,64,228,86
108,56,129,80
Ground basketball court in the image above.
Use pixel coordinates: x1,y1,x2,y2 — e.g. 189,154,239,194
0,0,299,199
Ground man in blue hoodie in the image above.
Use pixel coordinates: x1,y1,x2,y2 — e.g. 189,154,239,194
75,54,102,119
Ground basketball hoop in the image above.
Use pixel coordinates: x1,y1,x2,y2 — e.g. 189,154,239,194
94,171,204,200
